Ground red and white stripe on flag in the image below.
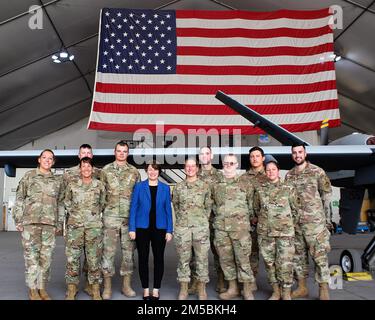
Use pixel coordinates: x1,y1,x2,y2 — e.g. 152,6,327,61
88,8,340,134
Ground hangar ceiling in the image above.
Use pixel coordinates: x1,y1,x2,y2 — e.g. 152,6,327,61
0,0,374,149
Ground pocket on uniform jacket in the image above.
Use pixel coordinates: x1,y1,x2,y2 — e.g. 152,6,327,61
27,181,42,197
47,189,58,197
43,185,59,206
42,192,57,207
214,185,226,205
89,192,101,208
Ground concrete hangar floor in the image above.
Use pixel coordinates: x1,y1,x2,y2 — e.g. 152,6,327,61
0,231,375,300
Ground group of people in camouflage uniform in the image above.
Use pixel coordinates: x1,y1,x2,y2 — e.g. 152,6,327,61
174,145,332,301
13,141,332,301
14,141,140,300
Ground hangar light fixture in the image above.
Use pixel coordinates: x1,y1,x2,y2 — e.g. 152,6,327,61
52,49,74,63
331,53,341,62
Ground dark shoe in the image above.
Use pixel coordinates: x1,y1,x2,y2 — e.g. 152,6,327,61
143,295,151,300
150,293,160,300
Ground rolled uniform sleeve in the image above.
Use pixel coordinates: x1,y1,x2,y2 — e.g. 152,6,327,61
289,186,300,225
62,183,72,227
100,170,108,197
61,172,69,195
204,186,212,219
99,183,107,214
246,184,255,220
13,176,27,225
252,189,260,219
318,170,332,224
57,178,66,230
172,185,179,214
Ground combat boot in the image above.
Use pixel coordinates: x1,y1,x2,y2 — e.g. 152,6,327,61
242,282,254,300
83,278,92,297
188,278,198,295
216,270,227,293
197,281,207,300
319,283,330,300
65,284,77,300
178,282,189,300
38,284,51,300
291,278,308,299
219,280,240,300
102,276,112,300
282,287,292,300
268,284,281,300
28,289,42,300
122,275,136,297
91,283,102,300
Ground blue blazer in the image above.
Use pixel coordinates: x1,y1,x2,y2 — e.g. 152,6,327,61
129,180,173,233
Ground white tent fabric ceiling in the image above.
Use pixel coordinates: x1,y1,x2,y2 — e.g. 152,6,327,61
0,0,374,149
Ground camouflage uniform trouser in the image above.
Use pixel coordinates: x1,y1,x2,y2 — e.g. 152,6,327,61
21,224,56,289
65,226,103,285
214,229,254,283
175,225,210,283
258,236,295,288
102,216,136,277
190,217,223,279
294,223,331,283
250,228,259,277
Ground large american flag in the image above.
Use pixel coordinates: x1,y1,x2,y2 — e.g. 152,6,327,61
88,8,340,134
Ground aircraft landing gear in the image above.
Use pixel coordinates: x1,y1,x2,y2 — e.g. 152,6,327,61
339,235,375,274
340,249,363,273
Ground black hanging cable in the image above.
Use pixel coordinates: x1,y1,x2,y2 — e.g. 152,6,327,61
335,0,375,41
0,0,61,26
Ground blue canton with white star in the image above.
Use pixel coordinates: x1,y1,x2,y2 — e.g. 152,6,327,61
98,8,176,74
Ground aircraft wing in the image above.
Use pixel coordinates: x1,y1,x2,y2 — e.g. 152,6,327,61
0,149,114,171
1,90,374,185
0,145,373,172
214,91,375,187
215,90,310,146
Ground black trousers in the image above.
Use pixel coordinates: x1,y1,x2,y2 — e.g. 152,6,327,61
135,228,166,289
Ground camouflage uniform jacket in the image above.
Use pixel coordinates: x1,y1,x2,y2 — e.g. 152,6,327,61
285,162,332,225
239,168,268,223
254,180,299,237
62,164,101,191
198,166,222,216
13,168,64,228
198,166,222,185
64,178,106,228
172,179,212,228
101,161,140,219
239,167,268,189
211,175,253,232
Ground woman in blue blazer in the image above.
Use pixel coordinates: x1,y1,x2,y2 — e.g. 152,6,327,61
129,161,173,300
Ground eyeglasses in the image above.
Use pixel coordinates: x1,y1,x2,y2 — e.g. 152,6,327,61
223,162,237,166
